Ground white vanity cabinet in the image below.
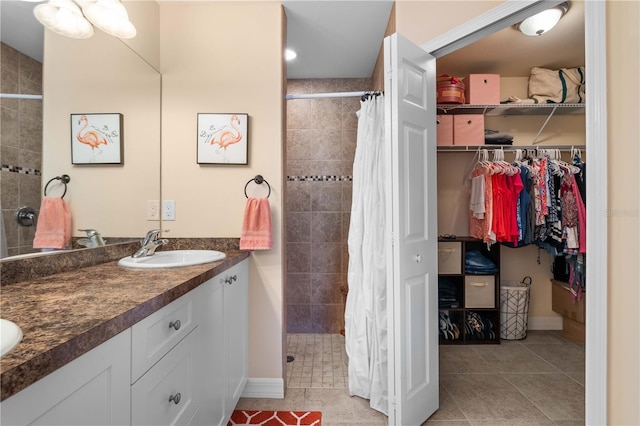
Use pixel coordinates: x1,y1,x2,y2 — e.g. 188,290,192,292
223,260,249,412
0,330,131,426
130,289,201,426
131,290,199,382
132,328,200,426
0,257,249,426
195,259,249,426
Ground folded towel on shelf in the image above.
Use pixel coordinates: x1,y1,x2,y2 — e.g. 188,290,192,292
33,196,72,249
240,197,272,251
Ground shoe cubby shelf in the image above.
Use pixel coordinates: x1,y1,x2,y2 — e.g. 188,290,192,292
438,237,501,345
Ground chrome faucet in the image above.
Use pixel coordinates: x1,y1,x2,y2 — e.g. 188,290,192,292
132,229,168,258
78,229,106,248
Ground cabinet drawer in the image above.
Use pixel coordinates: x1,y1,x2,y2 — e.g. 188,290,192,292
132,328,199,426
438,242,461,274
464,275,495,308
132,292,198,382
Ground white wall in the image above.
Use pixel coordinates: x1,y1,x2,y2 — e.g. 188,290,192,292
159,2,285,382
43,3,161,239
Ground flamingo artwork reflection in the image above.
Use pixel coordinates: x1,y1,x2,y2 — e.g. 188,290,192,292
76,115,111,163
208,114,243,163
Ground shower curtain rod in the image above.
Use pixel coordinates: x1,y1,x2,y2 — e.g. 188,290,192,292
285,91,380,100
0,93,43,100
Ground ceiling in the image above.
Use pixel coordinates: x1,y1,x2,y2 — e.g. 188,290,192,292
283,0,585,79
0,1,45,62
282,0,394,79
1,1,584,80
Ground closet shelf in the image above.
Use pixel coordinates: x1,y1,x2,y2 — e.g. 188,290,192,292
437,103,584,116
437,145,586,153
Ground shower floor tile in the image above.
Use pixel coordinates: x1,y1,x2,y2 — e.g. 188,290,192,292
287,333,348,388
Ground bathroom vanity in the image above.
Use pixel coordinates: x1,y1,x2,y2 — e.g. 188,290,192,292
0,250,249,426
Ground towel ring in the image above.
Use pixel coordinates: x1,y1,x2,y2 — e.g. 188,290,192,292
44,174,71,198
244,175,271,198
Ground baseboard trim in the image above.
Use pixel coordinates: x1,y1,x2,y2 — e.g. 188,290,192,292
242,378,285,399
528,316,563,330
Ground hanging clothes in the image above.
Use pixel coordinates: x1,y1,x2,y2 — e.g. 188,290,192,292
467,149,587,270
344,94,388,416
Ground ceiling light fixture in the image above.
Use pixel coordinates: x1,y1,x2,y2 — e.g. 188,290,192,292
513,2,570,36
32,0,136,40
285,48,297,61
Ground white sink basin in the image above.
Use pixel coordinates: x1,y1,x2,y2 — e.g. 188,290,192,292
0,319,23,358
118,250,226,269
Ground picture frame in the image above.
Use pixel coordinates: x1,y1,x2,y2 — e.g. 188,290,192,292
197,113,248,165
71,113,123,165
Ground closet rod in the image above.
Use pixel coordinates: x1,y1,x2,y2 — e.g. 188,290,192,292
438,145,585,153
285,91,370,100
0,93,43,100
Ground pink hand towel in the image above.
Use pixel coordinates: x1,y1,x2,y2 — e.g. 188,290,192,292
33,196,72,249
240,197,272,251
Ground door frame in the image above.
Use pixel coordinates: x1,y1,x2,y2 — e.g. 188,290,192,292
420,1,607,424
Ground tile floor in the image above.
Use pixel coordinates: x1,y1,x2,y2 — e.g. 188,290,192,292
235,331,585,425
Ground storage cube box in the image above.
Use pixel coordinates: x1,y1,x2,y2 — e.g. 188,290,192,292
551,279,585,323
438,241,461,274
464,74,501,105
464,275,495,308
436,115,454,146
453,114,484,146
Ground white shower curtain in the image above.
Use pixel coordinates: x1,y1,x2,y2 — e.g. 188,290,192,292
345,94,388,415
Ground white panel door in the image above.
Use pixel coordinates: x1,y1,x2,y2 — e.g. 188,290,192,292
384,33,438,426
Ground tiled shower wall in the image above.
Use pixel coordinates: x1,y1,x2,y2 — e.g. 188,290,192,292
0,42,43,257
285,78,372,333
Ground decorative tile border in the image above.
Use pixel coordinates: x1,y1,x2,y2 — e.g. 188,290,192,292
1,164,41,176
286,175,352,182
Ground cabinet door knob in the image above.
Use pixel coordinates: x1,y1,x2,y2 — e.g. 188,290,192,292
169,393,181,404
169,320,181,330
415,254,423,263
225,275,238,285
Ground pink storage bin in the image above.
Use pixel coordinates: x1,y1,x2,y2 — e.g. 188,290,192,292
453,115,484,146
464,74,500,105
436,115,454,146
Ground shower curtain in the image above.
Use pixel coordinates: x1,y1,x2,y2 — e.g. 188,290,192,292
345,94,388,415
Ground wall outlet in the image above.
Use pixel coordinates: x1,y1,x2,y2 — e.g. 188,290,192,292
163,200,176,221
146,200,160,220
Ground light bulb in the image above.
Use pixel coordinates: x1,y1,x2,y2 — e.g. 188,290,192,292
33,0,93,39
285,48,297,61
83,0,136,39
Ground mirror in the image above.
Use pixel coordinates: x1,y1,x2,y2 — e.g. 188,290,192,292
0,2,161,259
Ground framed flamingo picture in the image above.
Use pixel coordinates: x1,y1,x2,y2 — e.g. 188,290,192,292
197,113,248,165
71,113,123,165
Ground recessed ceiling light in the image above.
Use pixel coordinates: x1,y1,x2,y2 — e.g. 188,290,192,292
285,48,297,61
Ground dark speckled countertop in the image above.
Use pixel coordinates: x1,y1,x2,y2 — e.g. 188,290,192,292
0,243,249,402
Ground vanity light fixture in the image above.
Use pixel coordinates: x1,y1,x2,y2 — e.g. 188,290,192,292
33,0,94,39
513,2,570,36
31,0,136,40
